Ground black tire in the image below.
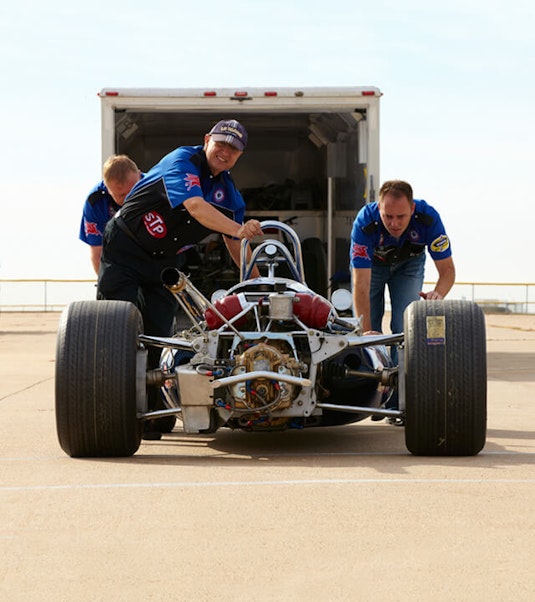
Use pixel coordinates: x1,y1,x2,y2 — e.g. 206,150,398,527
144,414,177,435
403,300,487,456
55,300,144,457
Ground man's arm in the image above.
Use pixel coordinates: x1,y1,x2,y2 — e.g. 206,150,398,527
351,267,373,332
420,256,456,300
183,197,261,239
89,246,102,275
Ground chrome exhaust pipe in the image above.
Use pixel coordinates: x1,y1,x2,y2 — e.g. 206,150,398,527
161,267,244,339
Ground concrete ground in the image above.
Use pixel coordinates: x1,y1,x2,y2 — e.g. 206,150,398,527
0,310,534,601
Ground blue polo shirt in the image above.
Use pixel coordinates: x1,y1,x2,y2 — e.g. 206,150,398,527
350,199,452,268
119,145,245,256
79,181,120,246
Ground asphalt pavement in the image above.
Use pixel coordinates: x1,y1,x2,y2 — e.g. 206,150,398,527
1,311,534,601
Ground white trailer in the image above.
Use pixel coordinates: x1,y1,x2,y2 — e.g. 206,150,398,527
98,86,382,297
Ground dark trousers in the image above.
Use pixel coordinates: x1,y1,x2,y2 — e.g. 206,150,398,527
97,220,182,371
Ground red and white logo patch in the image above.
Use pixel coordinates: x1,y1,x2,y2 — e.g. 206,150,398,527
142,211,167,239
184,173,201,192
351,242,370,261
84,220,101,237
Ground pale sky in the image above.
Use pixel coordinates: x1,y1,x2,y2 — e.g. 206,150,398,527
0,0,533,285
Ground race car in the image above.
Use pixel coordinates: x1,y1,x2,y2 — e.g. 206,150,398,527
55,221,487,458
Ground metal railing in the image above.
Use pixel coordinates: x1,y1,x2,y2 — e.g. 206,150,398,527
0,279,97,312
0,278,534,313
448,282,534,314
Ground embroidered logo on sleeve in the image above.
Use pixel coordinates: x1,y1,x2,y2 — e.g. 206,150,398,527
84,221,102,237
184,173,201,191
430,235,450,253
143,211,167,239
351,242,370,261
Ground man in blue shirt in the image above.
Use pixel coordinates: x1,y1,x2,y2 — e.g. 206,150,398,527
350,180,455,341
97,120,262,437
98,119,262,339
79,155,141,273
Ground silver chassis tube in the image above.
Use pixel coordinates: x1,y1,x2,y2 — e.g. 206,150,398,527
316,402,403,420
139,398,404,421
137,407,182,421
210,371,312,389
240,220,306,283
138,402,403,423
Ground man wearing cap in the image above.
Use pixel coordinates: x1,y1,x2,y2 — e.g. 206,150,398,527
97,119,261,435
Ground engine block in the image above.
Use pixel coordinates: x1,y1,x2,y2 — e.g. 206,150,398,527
229,341,302,411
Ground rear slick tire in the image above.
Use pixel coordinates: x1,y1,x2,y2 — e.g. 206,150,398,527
403,300,487,456
55,300,144,457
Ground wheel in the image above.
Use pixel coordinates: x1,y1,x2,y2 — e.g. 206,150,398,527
55,300,145,457
154,415,177,433
403,300,487,456
144,414,177,435
320,348,383,426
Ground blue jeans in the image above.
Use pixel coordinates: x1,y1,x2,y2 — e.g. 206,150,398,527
370,253,426,336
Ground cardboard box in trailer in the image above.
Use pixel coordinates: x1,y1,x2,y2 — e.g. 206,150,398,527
99,86,382,298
